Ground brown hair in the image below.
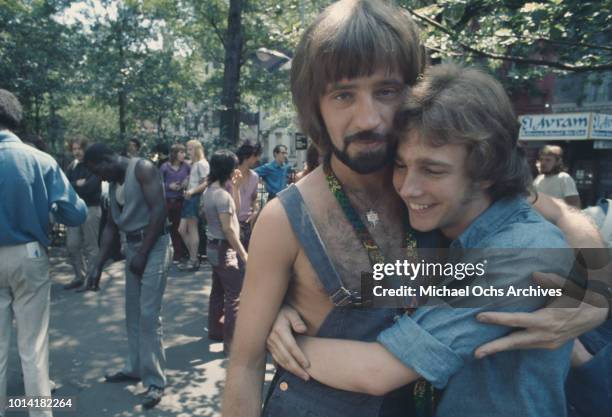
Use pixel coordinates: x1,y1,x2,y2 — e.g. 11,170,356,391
538,144,565,174
68,135,89,151
394,64,532,201
169,143,186,164
291,0,426,156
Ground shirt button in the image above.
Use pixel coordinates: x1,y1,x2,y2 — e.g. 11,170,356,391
393,315,401,322
279,381,289,391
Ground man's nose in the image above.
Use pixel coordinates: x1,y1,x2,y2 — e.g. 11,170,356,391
398,171,424,199
353,96,382,132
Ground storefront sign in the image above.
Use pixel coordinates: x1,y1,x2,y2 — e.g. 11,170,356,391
519,113,590,140
591,113,612,139
519,112,612,141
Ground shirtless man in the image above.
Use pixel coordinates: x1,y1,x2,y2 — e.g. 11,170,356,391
223,1,609,417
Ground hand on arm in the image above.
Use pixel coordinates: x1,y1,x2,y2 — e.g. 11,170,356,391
475,270,610,357
222,200,297,417
266,305,310,380
476,195,611,356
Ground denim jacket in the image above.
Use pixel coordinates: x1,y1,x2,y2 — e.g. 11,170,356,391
378,197,574,417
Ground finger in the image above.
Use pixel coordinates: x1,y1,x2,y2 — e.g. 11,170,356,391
532,272,585,302
476,311,549,329
267,338,310,381
475,331,551,358
285,309,307,334
269,322,310,369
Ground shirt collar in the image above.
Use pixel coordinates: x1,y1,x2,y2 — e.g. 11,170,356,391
0,130,21,143
451,196,530,248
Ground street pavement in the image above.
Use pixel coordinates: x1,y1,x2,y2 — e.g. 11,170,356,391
6,247,275,416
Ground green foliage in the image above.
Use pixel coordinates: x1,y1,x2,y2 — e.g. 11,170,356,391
399,0,612,91
1,0,609,159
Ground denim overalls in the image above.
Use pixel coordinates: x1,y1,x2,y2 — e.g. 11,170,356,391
263,185,422,417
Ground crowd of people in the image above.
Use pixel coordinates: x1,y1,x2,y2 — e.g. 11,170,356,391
2,1,612,417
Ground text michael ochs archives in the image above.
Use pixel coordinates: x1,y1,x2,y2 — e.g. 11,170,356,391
370,260,563,299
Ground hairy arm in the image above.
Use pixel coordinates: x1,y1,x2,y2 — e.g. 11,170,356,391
532,193,599,248
222,200,298,417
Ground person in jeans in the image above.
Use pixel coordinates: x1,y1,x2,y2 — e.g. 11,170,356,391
160,143,190,262
63,136,102,290
201,150,247,353
82,143,172,410
0,89,87,417
266,65,576,417
178,139,209,271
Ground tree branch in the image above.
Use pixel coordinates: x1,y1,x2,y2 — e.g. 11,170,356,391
205,13,226,46
408,8,612,72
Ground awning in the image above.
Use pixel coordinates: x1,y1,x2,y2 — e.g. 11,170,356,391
518,112,612,141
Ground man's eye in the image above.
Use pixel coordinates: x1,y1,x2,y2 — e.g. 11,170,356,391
394,160,407,169
377,87,403,99
424,168,445,175
332,92,352,102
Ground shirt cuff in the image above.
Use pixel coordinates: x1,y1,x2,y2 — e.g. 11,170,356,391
377,315,463,389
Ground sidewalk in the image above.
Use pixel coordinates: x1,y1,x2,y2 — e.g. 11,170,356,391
6,247,275,416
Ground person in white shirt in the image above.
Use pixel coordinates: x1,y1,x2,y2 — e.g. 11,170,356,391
533,145,581,208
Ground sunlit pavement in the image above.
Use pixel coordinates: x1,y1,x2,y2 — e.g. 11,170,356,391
6,247,275,416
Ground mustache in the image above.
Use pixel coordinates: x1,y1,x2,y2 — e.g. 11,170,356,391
344,130,388,144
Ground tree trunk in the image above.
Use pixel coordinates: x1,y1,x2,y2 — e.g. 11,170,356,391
118,25,127,143
220,0,244,146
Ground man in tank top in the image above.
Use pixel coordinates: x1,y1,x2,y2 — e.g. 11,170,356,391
82,143,172,410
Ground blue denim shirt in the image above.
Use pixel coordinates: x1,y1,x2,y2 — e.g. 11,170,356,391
0,130,87,246
254,160,289,195
378,197,573,417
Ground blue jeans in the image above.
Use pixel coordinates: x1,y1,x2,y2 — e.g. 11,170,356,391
122,234,172,389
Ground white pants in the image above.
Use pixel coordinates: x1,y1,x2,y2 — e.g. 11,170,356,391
0,243,52,417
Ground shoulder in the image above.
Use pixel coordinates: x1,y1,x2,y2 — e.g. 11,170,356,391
134,158,159,180
481,201,569,249
558,172,576,183
250,169,259,179
252,196,298,255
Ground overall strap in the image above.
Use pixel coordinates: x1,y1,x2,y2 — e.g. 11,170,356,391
277,185,361,306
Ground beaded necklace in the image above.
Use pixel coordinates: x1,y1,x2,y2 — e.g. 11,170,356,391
325,165,437,417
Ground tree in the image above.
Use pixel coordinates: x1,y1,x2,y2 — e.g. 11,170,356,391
399,0,612,74
0,0,85,150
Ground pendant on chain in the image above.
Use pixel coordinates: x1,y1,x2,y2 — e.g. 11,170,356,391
365,209,380,227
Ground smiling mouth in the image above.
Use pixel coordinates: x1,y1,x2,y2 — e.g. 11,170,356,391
408,203,434,211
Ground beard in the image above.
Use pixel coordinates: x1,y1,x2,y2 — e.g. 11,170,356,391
330,130,396,174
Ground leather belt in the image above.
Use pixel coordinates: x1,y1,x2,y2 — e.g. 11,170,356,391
125,225,170,243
